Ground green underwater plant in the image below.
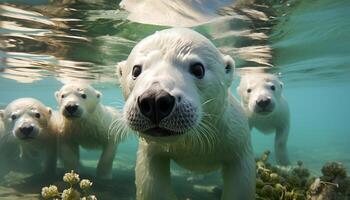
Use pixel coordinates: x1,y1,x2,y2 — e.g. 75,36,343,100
39,157,349,200
255,151,350,200
41,171,97,200
307,162,350,200
255,150,309,200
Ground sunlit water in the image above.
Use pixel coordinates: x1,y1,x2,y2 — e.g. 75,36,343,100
0,0,349,199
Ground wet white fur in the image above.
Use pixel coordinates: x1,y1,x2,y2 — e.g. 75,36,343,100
237,73,290,165
117,28,255,200
55,83,123,179
0,98,58,174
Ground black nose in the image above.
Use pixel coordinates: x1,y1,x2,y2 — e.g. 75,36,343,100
138,89,175,124
257,98,271,108
20,125,34,136
65,104,78,114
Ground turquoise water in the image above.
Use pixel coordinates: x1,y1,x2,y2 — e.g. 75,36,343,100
0,0,349,199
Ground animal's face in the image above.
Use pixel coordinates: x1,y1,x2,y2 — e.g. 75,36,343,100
55,84,101,119
117,28,234,141
0,98,52,140
238,74,283,115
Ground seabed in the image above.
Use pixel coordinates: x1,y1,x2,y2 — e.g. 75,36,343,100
0,151,349,200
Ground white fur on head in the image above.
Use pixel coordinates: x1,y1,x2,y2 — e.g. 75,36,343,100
2,98,53,139
117,28,236,97
55,84,102,101
0,110,3,119
55,84,102,117
237,73,283,114
118,28,237,143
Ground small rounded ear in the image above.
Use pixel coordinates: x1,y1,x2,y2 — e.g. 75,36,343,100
279,81,284,90
224,55,235,74
96,91,102,99
116,61,126,79
55,91,60,101
47,107,52,116
223,55,235,86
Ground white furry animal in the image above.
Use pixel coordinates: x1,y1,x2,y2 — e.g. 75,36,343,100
55,83,122,179
0,98,58,174
237,73,290,165
116,28,255,200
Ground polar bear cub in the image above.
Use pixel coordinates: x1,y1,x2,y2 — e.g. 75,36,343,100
237,73,290,165
116,28,255,200
55,83,122,179
0,98,58,174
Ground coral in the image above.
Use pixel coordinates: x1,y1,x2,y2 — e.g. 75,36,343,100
63,171,80,186
81,196,97,200
62,188,80,200
80,179,93,190
41,185,60,199
41,171,97,200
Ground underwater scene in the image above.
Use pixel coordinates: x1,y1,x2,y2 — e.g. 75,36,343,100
0,0,349,199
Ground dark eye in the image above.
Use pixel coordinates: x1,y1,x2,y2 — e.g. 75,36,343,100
247,89,252,93
270,85,276,91
11,114,17,120
35,113,41,118
61,94,65,98
190,62,205,79
81,94,87,99
132,65,142,79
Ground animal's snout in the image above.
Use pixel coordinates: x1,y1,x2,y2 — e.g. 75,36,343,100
256,97,271,109
65,103,79,114
138,89,175,125
19,124,34,136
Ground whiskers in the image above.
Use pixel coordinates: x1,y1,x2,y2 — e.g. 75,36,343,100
108,115,130,142
184,112,219,154
202,98,216,106
107,99,134,142
170,99,221,154
201,98,220,118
